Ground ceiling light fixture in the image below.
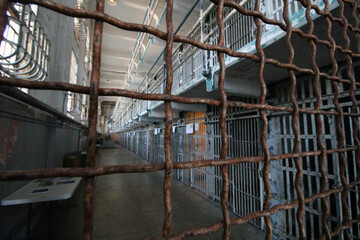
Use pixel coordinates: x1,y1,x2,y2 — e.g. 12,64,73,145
107,0,116,6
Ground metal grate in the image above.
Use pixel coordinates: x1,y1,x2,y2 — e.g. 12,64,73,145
0,2,49,81
1,0,360,239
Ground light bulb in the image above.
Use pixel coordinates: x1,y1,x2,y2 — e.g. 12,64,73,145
107,0,116,6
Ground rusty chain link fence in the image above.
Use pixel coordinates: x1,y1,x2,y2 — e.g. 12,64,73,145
1,0,360,239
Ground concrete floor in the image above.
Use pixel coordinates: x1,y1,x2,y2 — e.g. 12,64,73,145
34,145,265,239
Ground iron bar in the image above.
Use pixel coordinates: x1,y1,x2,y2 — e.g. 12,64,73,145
2,76,360,117
162,0,174,236
0,85,85,127
5,0,360,87
209,0,360,56
0,147,355,180
253,0,272,238
338,0,360,224
160,180,360,240
83,0,104,239
216,0,231,238
283,0,305,238
304,0,331,238
323,0,350,239
0,0,359,238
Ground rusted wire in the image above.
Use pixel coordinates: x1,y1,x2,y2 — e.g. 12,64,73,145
4,76,360,118
216,0,231,239
162,0,174,236
209,0,360,58
329,216,360,238
0,0,360,239
323,0,350,239
304,0,331,238
254,0,272,238
7,0,360,88
283,0,305,238
0,146,355,180
352,0,360,216
162,180,360,240
338,0,360,221
83,0,104,239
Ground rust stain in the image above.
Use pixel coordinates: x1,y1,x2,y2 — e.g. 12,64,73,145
0,118,19,166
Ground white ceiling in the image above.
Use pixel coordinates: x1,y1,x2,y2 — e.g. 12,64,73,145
98,0,210,113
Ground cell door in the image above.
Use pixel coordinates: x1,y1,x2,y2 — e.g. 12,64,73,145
206,111,264,229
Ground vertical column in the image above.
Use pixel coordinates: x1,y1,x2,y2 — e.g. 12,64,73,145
162,0,174,237
216,1,231,239
83,0,104,239
254,0,272,239
283,0,305,238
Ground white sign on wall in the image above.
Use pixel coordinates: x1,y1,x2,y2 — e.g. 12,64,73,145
172,126,176,133
186,124,193,134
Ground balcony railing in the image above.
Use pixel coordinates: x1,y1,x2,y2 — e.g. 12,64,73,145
0,3,50,81
112,0,327,132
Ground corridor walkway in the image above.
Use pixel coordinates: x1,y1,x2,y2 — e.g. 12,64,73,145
38,145,264,239
92,145,264,240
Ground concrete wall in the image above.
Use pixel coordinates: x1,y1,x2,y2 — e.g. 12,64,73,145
28,0,93,121
0,1,93,238
0,92,85,239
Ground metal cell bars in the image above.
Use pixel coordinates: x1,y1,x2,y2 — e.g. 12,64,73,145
206,107,264,229
172,26,202,94
267,0,303,21
205,0,255,70
0,3,49,81
122,126,165,164
138,128,148,160
0,0,360,239
191,118,208,195
266,65,360,239
176,115,208,191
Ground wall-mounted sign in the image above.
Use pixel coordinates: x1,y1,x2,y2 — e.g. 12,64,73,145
186,124,193,134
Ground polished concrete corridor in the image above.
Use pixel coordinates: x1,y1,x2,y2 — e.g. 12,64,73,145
37,145,264,239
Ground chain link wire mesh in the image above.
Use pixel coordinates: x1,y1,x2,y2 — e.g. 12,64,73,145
0,0,360,239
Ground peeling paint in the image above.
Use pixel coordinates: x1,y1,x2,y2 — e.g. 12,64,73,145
0,118,19,166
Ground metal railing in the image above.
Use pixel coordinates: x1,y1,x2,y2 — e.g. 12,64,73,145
114,0,256,130
113,0,315,131
0,3,50,81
